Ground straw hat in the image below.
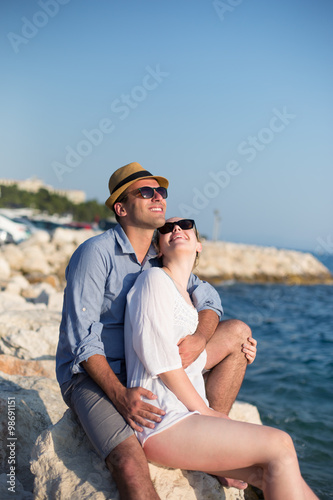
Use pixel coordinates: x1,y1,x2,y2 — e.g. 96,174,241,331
105,162,169,210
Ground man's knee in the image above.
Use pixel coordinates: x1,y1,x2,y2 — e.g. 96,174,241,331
218,319,252,359
217,319,251,345
231,319,252,343
106,435,149,477
106,436,159,499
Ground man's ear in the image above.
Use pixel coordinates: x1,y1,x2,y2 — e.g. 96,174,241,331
113,202,127,218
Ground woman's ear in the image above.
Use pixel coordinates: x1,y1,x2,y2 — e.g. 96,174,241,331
196,241,202,254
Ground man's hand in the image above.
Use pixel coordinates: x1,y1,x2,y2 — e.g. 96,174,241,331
115,386,165,433
242,336,257,364
81,355,165,433
178,309,219,369
178,332,206,369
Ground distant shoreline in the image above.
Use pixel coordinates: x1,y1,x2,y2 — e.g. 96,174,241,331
0,229,332,287
196,240,333,285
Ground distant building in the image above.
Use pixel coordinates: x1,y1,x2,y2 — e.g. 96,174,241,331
0,177,86,204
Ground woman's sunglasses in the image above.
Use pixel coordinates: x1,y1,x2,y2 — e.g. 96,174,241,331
158,219,195,234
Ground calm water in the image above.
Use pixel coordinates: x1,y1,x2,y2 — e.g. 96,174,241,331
216,254,333,499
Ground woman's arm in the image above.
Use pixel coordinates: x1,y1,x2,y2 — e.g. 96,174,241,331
159,368,226,418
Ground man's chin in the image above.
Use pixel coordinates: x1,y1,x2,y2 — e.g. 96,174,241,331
150,215,165,228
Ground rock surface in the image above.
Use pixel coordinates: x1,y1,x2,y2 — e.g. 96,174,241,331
0,227,331,285
0,227,326,498
196,240,332,284
30,402,261,500
0,372,67,496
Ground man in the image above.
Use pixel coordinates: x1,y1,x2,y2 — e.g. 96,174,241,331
56,162,254,499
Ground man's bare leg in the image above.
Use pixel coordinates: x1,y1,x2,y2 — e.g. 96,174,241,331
106,435,160,500
205,319,252,414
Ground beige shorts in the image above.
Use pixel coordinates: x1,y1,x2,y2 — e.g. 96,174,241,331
61,372,133,459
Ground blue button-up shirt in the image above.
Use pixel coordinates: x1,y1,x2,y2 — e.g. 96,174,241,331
56,224,223,387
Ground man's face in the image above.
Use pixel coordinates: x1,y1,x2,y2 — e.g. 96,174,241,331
118,178,167,229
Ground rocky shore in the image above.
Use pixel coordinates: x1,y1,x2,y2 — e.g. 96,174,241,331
196,240,332,285
0,227,331,289
0,227,330,498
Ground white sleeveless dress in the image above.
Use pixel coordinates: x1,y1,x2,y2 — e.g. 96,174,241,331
124,267,208,446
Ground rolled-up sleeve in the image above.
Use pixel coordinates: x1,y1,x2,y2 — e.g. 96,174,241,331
187,274,223,319
57,240,111,382
71,321,105,374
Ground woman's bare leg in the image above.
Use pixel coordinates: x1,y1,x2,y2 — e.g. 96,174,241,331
143,415,318,500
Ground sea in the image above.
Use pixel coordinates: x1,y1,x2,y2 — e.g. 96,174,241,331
215,253,333,500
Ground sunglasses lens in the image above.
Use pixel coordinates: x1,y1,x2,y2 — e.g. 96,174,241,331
156,187,168,199
139,187,154,198
158,219,195,234
139,187,168,199
179,220,194,230
157,223,172,234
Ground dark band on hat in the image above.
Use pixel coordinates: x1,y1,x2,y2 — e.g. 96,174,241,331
111,170,153,194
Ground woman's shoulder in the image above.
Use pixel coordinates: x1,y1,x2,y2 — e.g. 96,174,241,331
136,267,172,288
127,267,176,309
130,268,177,300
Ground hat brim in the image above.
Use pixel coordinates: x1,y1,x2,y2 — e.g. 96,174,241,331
105,175,169,210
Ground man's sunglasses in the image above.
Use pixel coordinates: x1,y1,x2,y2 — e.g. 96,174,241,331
158,219,195,234
127,186,168,200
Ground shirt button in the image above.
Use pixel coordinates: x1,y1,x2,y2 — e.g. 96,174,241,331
82,307,86,312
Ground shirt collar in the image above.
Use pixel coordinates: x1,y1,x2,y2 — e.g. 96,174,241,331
114,223,158,261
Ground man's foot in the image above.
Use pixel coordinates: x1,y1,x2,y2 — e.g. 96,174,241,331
215,475,248,490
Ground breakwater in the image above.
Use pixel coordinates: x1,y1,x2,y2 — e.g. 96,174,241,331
0,228,331,288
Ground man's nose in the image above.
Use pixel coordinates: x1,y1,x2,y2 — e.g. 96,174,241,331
152,189,163,201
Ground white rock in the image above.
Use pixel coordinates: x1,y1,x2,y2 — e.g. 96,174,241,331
47,292,64,312
0,372,67,494
22,282,58,307
51,228,77,246
0,291,36,312
0,473,33,500
0,308,61,359
5,275,30,295
0,257,10,280
52,227,99,248
196,241,332,282
0,244,25,271
21,246,51,275
31,401,261,500
25,230,50,245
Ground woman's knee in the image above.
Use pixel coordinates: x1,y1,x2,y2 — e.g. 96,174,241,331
267,429,298,472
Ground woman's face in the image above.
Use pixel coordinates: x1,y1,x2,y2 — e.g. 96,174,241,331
157,217,202,261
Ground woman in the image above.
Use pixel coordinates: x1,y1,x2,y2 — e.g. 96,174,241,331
124,218,318,499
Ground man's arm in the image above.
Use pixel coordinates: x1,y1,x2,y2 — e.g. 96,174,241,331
179,275,222,368
178,309,219,369
81,355,165,432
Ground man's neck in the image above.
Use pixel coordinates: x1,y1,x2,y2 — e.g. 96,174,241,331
122,225,155,264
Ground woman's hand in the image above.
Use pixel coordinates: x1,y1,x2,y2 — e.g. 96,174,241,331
242,336,257,364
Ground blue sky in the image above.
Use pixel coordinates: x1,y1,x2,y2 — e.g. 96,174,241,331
1,0,332,251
